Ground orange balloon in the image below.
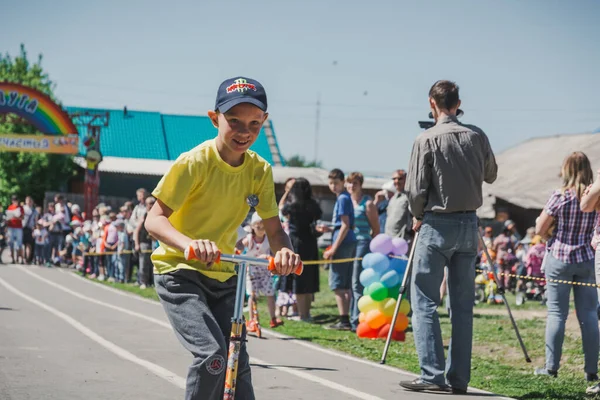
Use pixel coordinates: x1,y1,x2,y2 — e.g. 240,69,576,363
393,313,409,332
377,324,406,341
358,312,366,323
356,322,378,339
366,309,387,330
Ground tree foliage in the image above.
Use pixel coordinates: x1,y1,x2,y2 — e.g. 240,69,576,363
286,154,323,168
0,44,77,206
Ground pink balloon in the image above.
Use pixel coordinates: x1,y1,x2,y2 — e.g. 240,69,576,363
370,234,393,255
391,238,409,256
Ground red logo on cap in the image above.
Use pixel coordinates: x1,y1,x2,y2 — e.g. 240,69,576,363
226,78,257,94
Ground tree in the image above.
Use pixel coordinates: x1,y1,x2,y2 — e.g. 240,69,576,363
0,44,77,207
286,154,323,168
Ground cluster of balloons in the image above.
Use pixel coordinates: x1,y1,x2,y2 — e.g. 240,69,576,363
356,234,411,341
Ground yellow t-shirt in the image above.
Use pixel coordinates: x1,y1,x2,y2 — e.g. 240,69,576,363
151,139,279,282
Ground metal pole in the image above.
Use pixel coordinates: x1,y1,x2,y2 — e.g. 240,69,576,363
380,231,419,364
224,261,247,400
314,93,321,163
478,233,532,363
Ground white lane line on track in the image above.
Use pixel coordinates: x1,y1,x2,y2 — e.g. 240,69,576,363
64,266,421,378
15,267,171,329
65,271,161,306
63,267,495,394
14,266,387,400
0,276,186,390
261,327,418,377
250,355,385,400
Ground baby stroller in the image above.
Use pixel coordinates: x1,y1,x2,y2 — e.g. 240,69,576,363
515,240,547,306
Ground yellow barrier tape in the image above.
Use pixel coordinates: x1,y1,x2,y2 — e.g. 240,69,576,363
82,249,595,288
84,250,151,256
475,268,600,289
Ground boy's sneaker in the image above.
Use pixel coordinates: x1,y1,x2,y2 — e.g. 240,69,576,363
97,275,106,281
139,284,147,290
325,321,352,331
269,318,284,328
107,277,116,283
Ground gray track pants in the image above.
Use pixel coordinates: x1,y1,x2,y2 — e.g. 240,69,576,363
155,269,254,400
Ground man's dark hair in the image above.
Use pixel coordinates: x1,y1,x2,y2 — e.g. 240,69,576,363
429,80,460,110
11,195,18,202
328,168,344,181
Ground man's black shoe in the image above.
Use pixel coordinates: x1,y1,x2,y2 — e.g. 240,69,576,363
452,387,467,394
399,378,450,393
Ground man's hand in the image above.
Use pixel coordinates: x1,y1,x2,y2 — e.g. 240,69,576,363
135,243,140,252
412,217,422,232
273,248,300,276
188,239,220,266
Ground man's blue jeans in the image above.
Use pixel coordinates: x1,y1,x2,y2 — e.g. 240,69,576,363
544,253,598,373
411,212,478,390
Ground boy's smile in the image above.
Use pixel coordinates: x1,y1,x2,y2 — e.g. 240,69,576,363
209,103,268,165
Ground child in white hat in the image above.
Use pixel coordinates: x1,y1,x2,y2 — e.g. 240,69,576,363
241,212,283,330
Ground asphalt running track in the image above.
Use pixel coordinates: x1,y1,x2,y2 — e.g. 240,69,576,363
0,264,512,399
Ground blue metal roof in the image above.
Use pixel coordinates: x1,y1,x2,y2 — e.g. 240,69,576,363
66,106,282,165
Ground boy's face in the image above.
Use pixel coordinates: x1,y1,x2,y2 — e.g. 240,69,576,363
328,178,345,195
209,103,268,155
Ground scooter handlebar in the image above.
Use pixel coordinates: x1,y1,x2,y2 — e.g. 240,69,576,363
184,245,303,275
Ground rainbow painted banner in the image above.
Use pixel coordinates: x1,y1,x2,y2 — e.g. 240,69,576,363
0,82,79,154
0,133,79,154
0,82,78,134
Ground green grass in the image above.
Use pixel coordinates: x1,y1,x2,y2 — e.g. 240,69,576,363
86,269,594,400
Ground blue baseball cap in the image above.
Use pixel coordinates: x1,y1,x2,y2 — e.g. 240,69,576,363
215,77,268,113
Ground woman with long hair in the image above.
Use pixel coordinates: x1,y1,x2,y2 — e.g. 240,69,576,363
534,151,598,383
280,178,323,321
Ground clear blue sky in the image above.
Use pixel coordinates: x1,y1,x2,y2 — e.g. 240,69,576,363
3,0,600,176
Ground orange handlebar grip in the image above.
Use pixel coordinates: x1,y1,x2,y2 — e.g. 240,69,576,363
185,245,222,263
185,245,197,261
267,257,303,275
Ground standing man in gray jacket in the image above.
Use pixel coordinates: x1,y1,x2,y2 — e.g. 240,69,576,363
400,80,497,395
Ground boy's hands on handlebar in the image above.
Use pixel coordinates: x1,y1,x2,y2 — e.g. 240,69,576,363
188,239,220,266
273,248,301,276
